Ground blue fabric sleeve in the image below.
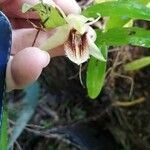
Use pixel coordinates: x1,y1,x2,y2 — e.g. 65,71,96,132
0,11,12,128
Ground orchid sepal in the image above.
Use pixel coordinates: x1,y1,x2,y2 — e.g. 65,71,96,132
88,36,106,62
40,25,70,51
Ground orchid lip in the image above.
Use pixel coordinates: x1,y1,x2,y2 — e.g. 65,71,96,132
64,28,105,65
64,29,90,65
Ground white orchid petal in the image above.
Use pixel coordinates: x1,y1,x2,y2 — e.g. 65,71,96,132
40,25,69,51
66,14,93,34
88,37,106,62
72,24,86,35
66,14,89,24
68,21,86,35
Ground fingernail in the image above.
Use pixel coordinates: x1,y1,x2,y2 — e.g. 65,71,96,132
40,50,50,68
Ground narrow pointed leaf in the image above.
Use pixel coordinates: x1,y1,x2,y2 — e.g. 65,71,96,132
86,44,107,99
124,56,150,71
0,109,8,150
9,82,40,148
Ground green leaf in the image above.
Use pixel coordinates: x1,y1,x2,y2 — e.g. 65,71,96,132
97,27,150,48
9,82,40,148
22,3,66,28
82,1,150,21
105,16,132,30
86,44,108,99
124,56,150,71
41,6,66,28
105,0,150,30
135,0,150,5
0,109,8,150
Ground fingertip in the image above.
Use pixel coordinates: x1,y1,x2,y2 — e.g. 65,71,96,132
54,0,81,14
6,47,50,91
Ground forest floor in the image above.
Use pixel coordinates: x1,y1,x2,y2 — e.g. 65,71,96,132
9,44,150,150
9,1,150,150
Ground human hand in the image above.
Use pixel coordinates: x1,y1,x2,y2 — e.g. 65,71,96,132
1,0,81,91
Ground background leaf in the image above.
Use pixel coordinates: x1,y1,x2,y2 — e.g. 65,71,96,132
97,27,150,48
124,56,150,71
105,16,133,30
37,6,66,28
96,0,150,30
9,82,40,148
82,1,150,21
0,109,8,150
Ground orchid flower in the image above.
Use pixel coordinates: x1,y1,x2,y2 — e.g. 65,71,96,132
38,1,106,65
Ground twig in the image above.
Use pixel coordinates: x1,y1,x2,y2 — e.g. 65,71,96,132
108,47,121,53
32,29,41,47
68,64,87,80
114,73,134,98
26,19,45,47
9,119,45,130
39,105,59,122
79,64,85,88
112,97,145,107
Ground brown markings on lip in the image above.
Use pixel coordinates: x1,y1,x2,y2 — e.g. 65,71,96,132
65,29,88,57
79,32,88,56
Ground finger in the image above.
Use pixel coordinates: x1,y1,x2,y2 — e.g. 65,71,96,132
10,18,40,29
6,47,50,91
48,45,65,57
54,0,81,14
12,28,65,56
12,28,53,54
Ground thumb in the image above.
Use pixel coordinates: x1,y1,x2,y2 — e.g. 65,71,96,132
6,47,50,91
